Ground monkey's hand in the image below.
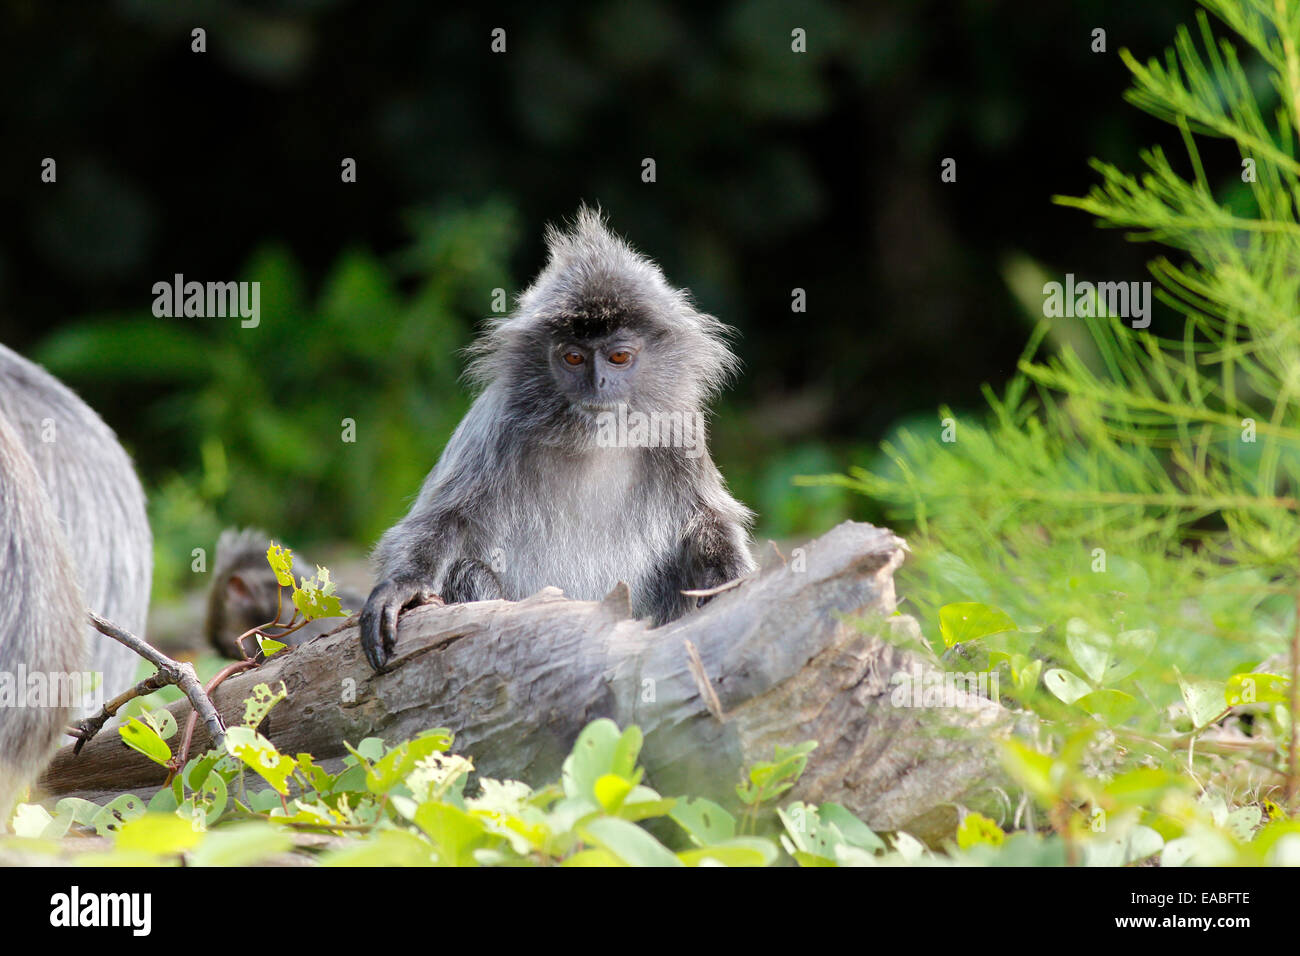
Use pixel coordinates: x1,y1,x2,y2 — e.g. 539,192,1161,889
359,576,443,672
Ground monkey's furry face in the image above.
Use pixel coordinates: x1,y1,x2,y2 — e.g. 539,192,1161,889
468,206,739,440
548,325,647,412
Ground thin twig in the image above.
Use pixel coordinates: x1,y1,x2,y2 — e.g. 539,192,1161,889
681,578,745,598
170,658,258,778
68,669,177,754
684,640,726,722
86,612,229,753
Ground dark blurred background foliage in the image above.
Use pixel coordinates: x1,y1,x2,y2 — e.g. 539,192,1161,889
0,0,1194,596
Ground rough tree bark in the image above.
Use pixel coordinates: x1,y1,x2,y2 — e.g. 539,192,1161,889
41,521,1016,844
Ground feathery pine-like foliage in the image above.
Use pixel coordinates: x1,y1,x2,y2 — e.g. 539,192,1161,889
806,0,1300,855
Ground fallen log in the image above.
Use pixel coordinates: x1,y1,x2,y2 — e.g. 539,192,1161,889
41,521,1015,843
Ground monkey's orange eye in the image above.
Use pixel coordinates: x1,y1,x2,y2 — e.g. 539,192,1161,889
608,350,632,366
563,350,585,366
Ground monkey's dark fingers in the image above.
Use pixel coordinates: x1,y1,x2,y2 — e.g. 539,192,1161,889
359,578,442,672
379,599,401,665
359,593,390,672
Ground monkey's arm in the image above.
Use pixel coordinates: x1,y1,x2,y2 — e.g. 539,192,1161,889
646,505,755,625
360,513,502,671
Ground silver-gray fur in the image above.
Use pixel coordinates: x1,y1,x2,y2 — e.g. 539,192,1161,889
361,206,755,670
0,408,84,828
0,344,153,716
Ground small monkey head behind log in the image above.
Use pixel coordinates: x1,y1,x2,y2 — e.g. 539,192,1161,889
361,206,755,670
206,528,366,659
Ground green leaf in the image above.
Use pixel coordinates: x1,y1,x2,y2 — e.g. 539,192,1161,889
293,566,347,621
678,837,778,867
352,737,388,762
114,813,203,855
365,728,458,796
1082,824,1164,867
248,789,285,813
322,829,436,867
1074,688,1139,724
956,812,1005,849
225,726,295,795
54,797,107,828
1177,671,1227,729
11,804,55,839
1104,629,1157,683
1012,656,1044,696
938,602,1018,647
593,774,636,814
562,719,628,800
119,717,172,765
140,708,178,742
91,794,147,836
266,543,296,588
1043,667,1092,705
580,817,683,867
189,823,295,867
1104,767,1182,807
561,848,623,867
890,831,928,863
185,753,220,791
296,753,337,794
1225,673,1290,706
670,797,737,846
1065,619,1111,684
739,740,818,805
240,682,288,731
188,768,229,826
146,788,179,815
412,802,494,866
613,788,674,822
819,803,886,852
256,636,288,656
1225,806,1262,842
777,802,853,864
610,724,644,779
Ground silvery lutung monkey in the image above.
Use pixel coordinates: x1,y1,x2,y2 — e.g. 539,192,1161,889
361,206,755,670
0,343,153,825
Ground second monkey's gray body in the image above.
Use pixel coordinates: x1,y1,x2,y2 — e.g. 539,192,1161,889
0,344,153,713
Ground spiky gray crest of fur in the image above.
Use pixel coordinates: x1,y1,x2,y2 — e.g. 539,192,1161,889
467,205,740,430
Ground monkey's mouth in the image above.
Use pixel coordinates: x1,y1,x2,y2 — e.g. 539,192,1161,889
577,400,622,413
